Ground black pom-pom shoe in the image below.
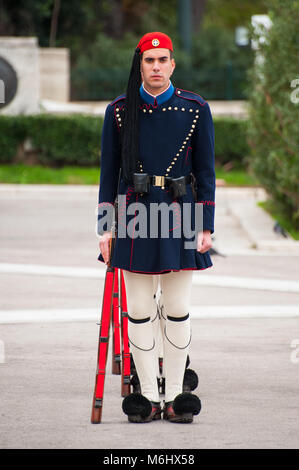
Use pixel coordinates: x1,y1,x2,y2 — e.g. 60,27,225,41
122,393,162,423
183,369,199,392
163,392,201,423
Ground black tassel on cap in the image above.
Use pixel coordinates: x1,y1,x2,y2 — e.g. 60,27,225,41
121,47,142,184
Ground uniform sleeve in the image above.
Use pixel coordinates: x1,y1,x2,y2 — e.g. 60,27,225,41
97,104,121,235
192,102,216,235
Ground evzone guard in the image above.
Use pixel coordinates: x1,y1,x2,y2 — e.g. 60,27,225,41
97,32,216,423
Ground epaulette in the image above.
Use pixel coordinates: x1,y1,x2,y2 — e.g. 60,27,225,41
110,94,126,107
174,88,207,107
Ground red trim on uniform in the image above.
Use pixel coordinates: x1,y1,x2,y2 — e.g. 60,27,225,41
98,202,115,207
98,257,212,274
110,95,125,106
140,103,154,111
126,186,134,205
169,201,181,231
185,146,192,165
196,201,215,206
175,88,207,106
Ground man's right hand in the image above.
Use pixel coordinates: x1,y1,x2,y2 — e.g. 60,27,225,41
99,231,113,264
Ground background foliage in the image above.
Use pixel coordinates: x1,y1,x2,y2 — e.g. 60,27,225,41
247,0,299,228
0,0,268,100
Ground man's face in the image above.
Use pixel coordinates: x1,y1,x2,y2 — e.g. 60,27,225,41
140,48,175,94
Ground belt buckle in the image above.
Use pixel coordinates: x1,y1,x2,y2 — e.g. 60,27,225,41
154,175,165,187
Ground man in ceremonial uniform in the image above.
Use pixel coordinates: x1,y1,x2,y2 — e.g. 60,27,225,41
98,32,215,423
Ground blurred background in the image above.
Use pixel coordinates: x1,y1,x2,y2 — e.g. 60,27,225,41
0,0,267,101
0,0,298,235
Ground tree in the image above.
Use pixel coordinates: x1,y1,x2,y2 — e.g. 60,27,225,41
204,0,268,29
192,0,207,32
49,0,61,46
247,0,299,229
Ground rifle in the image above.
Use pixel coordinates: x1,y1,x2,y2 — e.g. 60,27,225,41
91,266,131,423
91,168,131,423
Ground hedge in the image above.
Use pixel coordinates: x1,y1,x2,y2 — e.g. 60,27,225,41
0,114,249,167
214,118,249,166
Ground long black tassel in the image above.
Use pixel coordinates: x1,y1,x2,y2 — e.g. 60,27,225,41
121,47,142,184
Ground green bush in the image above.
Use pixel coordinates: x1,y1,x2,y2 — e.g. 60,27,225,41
247,0,299,229
0,114,248,168
214,118,249,166
0,116,28,163
0,114,103,167
28,114,102,166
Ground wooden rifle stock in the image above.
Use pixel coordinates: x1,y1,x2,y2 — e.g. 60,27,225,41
91,266,115,424
91,168,131,423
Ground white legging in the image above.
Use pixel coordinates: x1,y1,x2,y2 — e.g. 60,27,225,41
123,270,193,403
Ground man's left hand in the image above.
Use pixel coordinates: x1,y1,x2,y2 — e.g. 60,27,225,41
197,230,212,253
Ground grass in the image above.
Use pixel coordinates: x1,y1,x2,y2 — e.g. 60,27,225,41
215,165,259,186
0,164,100,185
0,163,258,187
258,200,299,241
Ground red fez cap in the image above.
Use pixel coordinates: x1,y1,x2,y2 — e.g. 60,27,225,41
137,32,173,54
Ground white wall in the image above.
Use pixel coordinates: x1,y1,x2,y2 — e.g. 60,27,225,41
0,37,40,115
39,48,70,102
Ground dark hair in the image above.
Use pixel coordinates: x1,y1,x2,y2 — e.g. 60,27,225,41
121,47,141,184
121,48,173,184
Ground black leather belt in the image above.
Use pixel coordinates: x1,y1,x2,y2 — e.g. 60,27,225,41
149,174,192,187
131,172,192,198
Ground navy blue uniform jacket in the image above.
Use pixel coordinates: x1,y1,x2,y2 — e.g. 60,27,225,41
97,83,216,274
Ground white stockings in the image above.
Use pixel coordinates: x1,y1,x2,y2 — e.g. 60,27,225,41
123,270,193,403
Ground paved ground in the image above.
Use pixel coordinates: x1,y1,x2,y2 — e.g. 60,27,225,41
1,317,298,449
0,184,298,449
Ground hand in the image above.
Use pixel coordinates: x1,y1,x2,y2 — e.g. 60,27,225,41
99,231,113,264
197,230,212,253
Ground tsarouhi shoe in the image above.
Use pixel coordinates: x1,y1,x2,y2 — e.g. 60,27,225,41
122,393,162,423
183,369,199,392
163,392,201,423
